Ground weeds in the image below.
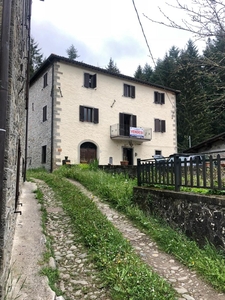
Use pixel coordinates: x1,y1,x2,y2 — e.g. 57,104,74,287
51,165,225,293
27,168,177,299
27,166,225,294
4,263,26,300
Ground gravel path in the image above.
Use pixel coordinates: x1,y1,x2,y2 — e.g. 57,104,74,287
34,178,225,300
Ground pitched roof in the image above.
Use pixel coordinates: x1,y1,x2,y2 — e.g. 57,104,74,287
183,132,225,153
30,53,180,94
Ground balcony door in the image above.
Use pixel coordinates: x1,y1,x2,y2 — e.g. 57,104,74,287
80,142,97,163
119,113,137,136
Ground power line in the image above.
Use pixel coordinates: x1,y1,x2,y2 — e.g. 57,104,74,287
132,0,157,69
132,0,176,107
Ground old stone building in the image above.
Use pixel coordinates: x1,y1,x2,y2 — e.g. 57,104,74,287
0,0,32,297
28,54,179,170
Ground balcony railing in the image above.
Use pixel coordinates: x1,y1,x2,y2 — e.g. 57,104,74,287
110,124,152,142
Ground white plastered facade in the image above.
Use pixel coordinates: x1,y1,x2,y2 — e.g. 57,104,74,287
28,56,178,170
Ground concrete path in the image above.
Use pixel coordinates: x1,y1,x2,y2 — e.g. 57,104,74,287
5,181,55,300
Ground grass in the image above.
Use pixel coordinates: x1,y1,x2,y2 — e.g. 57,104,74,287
27,168,177,300
27,165,225,295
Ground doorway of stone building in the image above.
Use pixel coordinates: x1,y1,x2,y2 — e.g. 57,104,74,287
80,142,97,163
122,147,133,165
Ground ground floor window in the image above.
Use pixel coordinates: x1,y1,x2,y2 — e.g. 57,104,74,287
42,145,47,163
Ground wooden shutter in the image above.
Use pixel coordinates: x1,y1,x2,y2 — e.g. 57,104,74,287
79,105,84,121
131,86,135,98
154,91,158,103
84,73,89,88
123,84,127,97
119,113,125,135
93,108,99,124
161,93,165,104
155,119,160,132
131,115,137,127
91,74,97,88
161,120,166,132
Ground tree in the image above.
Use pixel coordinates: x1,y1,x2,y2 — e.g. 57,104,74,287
105,58,120,74
66,44,79,60
29,37,44,77
175,40,212,150
134,65,144,80
144,0,225,40
134,63,153,82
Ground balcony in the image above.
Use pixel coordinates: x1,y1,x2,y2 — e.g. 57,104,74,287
110,124,152,142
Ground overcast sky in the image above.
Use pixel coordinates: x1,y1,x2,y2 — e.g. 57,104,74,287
31,0,203,76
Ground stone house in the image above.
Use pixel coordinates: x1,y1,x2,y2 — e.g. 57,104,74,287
184,132,225,155
0,0,32,297
28,54,179,170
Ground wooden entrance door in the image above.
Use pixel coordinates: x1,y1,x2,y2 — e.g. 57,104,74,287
80,142,97,163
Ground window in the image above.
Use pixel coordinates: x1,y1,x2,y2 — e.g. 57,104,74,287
43,105,47,122
79,105,99,123
124,84,135,98
154,119,166,132
42,145,47,164
43,73,48,88
119,113,136,136
154,91,165,104
84,73,97,88
155,150,162,155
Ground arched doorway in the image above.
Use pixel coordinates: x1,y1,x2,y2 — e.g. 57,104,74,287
80,142,97,163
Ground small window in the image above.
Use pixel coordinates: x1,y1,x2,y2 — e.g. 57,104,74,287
43,105,47,122
84,73,97,88
154,119,166,132
79,105,99,123
42,145,47,163
124,84,135,98
154,91,165,104
155,150,162,155
43,73,48,88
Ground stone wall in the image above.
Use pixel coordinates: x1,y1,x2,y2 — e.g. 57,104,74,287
0,0,30,298
133,187,225,250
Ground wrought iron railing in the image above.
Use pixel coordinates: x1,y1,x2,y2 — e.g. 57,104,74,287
137,152,225,191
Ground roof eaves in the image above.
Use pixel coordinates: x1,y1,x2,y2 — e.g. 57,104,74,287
30,53,181,94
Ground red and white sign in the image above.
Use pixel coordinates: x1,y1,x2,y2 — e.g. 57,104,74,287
130,127,144,138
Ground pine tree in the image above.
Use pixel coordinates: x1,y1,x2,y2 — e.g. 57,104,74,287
134,65,144,80
29,37,44,77
66,44,79,60
105,58,120,74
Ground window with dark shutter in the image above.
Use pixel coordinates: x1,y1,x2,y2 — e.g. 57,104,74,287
79,105,99,124
123,84,135,98
84,73,97,89
43,105,47,122
42,145,47,163
154,91,165,104
154,119,166,132
43,73,48,88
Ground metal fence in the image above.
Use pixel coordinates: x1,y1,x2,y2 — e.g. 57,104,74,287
137,152,225,191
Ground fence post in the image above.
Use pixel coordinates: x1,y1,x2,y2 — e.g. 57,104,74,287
137,158,141,186
174,154,181,191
